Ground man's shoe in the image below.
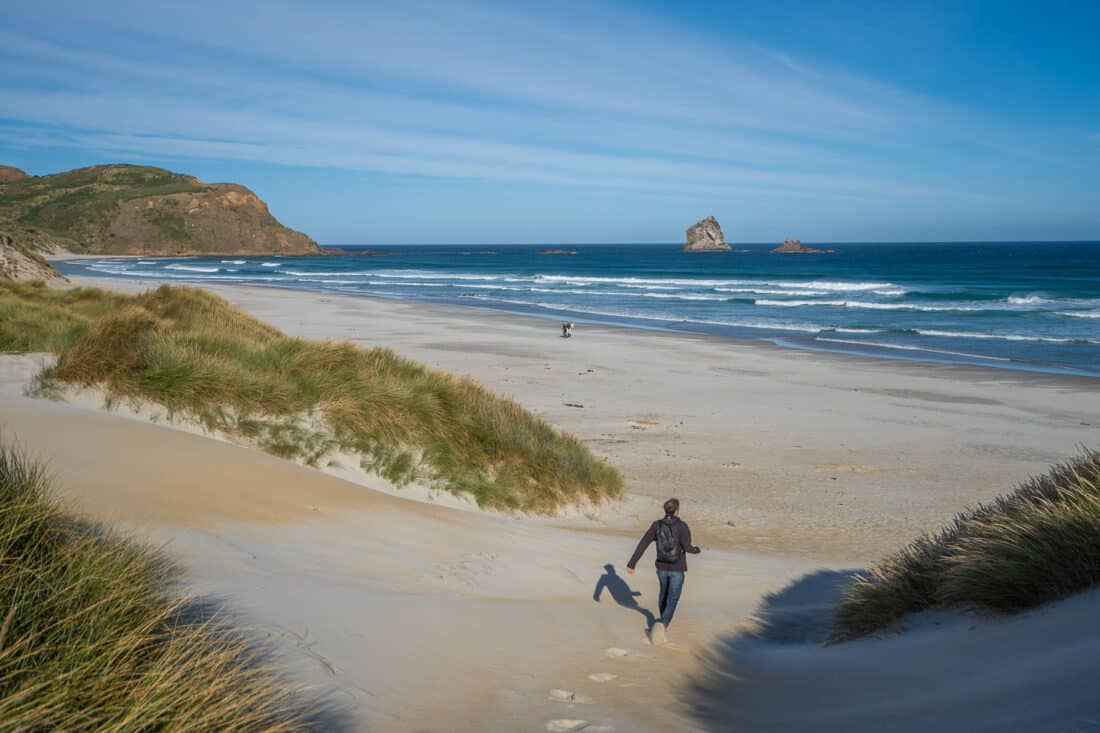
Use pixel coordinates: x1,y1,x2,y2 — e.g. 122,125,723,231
650,622,667,645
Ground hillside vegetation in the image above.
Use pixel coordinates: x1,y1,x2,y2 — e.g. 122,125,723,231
834,449,1100,640
0,231,66,282
0,281,621,511
0,164,319,256
0,442,312,730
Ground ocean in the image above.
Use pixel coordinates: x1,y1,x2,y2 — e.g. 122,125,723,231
59,242,1100,378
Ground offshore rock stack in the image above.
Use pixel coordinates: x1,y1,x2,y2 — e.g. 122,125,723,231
682,216,731,252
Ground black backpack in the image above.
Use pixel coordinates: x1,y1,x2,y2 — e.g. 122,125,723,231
655,518,682,564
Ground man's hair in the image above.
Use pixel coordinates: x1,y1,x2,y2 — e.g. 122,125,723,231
663,498,680,516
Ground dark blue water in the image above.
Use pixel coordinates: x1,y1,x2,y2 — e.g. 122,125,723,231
59,242,1100,378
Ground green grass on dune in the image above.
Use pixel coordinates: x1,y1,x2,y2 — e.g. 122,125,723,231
0,282,122,352
0,442,311,730
0,281,621,511
833,449,1100,640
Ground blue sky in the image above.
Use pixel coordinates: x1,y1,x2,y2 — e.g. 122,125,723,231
1,0,1097,244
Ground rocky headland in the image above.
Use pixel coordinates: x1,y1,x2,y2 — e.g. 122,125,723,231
683,216,731,252
0,164,319,256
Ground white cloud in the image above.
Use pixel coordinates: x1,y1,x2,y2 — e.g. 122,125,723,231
0,0,1088,206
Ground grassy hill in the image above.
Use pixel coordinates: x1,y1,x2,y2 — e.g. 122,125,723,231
0,281,621,512
0,164,319,256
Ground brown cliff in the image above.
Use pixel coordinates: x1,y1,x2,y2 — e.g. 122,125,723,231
0,164,319,256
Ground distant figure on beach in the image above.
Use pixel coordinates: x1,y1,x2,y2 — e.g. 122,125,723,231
561,322,574,338
626,497,700,644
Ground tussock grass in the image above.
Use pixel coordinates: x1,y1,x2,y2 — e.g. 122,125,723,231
833,449,1100,640
0,441,312,730
0,281,621,511
0,281,121,352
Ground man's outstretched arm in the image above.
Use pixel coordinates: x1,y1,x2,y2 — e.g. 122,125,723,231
626,522,656,573
683,523,701,553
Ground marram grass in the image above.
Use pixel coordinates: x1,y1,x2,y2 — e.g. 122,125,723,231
0,442,312,731
833,449,1100,640
0,280,622,512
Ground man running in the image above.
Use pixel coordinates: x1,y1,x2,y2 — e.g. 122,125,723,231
626,497,700,644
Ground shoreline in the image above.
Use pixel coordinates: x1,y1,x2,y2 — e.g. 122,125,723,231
55,267,1100,390
52,273,1100,561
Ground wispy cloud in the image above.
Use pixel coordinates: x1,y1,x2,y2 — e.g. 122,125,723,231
0,0,1093,235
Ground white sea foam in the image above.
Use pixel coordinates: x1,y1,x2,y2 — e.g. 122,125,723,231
829,327,887,334
815,337,1014,362
533,274,899,292
713,287,829,296
779,280,894,292
283,270,363,277
379,281,451,288
755,299,987,312
221,260,246,265
261,262,282,267
1007,295,1049,305
372,271,516,281
1060,310,1100,319
916,329,1096,344
163,264,220,273
640,292,730,301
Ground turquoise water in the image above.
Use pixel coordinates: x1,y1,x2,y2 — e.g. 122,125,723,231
60,242,1100,377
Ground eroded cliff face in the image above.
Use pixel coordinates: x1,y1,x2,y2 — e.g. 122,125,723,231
106,183,319,256
0,164,320,256
683,216,731,252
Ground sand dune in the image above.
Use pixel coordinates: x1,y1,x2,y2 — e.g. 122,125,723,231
1,393,812,731
690,570,1100,732
4,277,1099,730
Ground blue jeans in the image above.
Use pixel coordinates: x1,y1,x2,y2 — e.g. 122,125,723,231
657,570,685,627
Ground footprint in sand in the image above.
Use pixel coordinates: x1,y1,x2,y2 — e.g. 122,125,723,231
603,647,650,662
545,721,589,732
587,672,618,683
548,689,593,704
545,723,614,732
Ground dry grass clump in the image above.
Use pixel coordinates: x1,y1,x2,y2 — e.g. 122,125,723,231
0,442,311,730
833,449,1100,640
0,281,123,352
0,281,621,511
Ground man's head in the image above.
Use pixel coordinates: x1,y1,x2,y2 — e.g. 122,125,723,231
663,498,680,517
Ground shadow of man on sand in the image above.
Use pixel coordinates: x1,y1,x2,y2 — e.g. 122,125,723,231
593,563,656,628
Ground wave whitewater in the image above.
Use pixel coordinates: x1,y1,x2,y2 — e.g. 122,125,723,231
64,242,1100,378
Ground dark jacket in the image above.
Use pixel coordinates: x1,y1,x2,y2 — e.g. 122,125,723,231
627,516,700,572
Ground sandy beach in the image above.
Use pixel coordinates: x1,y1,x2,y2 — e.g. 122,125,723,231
3,274,1099,732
